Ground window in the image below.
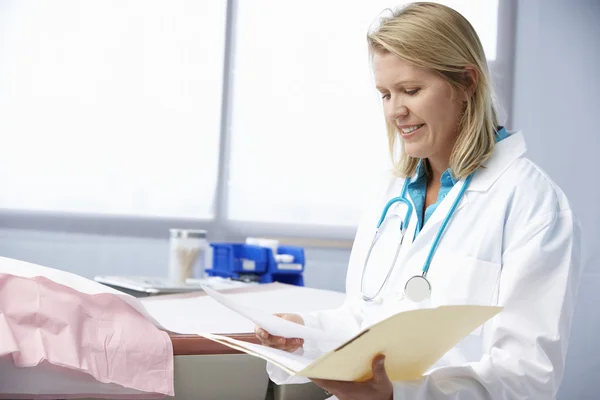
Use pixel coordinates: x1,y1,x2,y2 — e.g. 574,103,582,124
228,0,500,227
0,0,507,239
0,0,226,219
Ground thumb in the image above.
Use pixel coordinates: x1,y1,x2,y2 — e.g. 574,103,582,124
372,354,388,383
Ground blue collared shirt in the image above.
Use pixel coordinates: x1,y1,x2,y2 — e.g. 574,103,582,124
408,127,509,237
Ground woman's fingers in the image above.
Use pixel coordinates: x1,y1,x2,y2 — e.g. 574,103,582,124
276,338,304,351
254,325,304,351
254,313,305,352
263,334,304,350
269,337,303,351
274,313,305,326
255,326,269,340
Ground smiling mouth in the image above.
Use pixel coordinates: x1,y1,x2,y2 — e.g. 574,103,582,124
399,124,425,136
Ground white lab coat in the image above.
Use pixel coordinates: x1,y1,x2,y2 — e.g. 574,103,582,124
267,131,583,399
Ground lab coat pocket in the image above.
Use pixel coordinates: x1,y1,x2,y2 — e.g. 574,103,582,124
429,254,501,335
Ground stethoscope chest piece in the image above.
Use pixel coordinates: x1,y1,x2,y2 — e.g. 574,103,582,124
404,275,432,303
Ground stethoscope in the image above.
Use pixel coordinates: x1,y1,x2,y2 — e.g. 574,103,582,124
360,172,474,303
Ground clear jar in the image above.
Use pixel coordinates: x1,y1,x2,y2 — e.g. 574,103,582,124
168,229,208,283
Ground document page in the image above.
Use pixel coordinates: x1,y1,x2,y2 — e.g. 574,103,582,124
201,285,346,344
141,283,346,335
204,333,320,374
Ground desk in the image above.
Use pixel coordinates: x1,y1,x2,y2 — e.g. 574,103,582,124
164,332,267,400
155,287,332,400
170,331,260,356
159,286,331,400
167,332,329,400
4,284,339,400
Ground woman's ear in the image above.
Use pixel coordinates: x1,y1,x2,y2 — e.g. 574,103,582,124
461,66,478,100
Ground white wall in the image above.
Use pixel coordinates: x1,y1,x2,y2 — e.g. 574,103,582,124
511,1,600,399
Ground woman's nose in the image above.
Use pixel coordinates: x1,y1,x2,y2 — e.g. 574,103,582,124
387,100,409,122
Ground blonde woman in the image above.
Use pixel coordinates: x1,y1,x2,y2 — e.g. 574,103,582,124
255,2,582,399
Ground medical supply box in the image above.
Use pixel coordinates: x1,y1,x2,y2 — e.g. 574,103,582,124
205,243,305,286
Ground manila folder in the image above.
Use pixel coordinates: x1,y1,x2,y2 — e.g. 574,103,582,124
202,304,502,382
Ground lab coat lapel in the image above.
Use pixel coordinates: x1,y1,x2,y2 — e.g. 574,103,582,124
468,131,527,192
414,131,527,240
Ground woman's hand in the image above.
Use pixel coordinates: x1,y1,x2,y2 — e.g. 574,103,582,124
254,313,305,352
311,354,393,400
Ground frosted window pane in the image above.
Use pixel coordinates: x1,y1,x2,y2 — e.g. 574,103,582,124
228,0,498,226
0,0,226,219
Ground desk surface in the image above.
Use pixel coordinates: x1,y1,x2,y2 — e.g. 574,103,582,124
151,283,345,357
149,286,270,356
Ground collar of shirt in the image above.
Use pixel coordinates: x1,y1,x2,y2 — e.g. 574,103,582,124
407,126,509,236
409,126,509,187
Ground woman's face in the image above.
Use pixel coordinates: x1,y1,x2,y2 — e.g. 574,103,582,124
373,51,467,167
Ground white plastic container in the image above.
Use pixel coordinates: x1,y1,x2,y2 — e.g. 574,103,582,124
245,237,279,255
168,229,209,283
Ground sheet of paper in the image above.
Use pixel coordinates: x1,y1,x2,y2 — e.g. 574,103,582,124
141,295,255,334
200,285,347,343
203,333,318,374
141,283,347,335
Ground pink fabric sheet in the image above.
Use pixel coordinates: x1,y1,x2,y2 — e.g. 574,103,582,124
0,273,174,398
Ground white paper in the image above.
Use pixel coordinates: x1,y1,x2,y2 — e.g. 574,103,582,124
205,333,319,372
201,285,346,343
141,284,347,336
141,295,256,334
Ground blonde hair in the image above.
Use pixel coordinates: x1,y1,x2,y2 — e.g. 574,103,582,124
367,2,499,179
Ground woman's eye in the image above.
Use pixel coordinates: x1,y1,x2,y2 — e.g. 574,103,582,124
405,88,420,95
381,93,391,100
